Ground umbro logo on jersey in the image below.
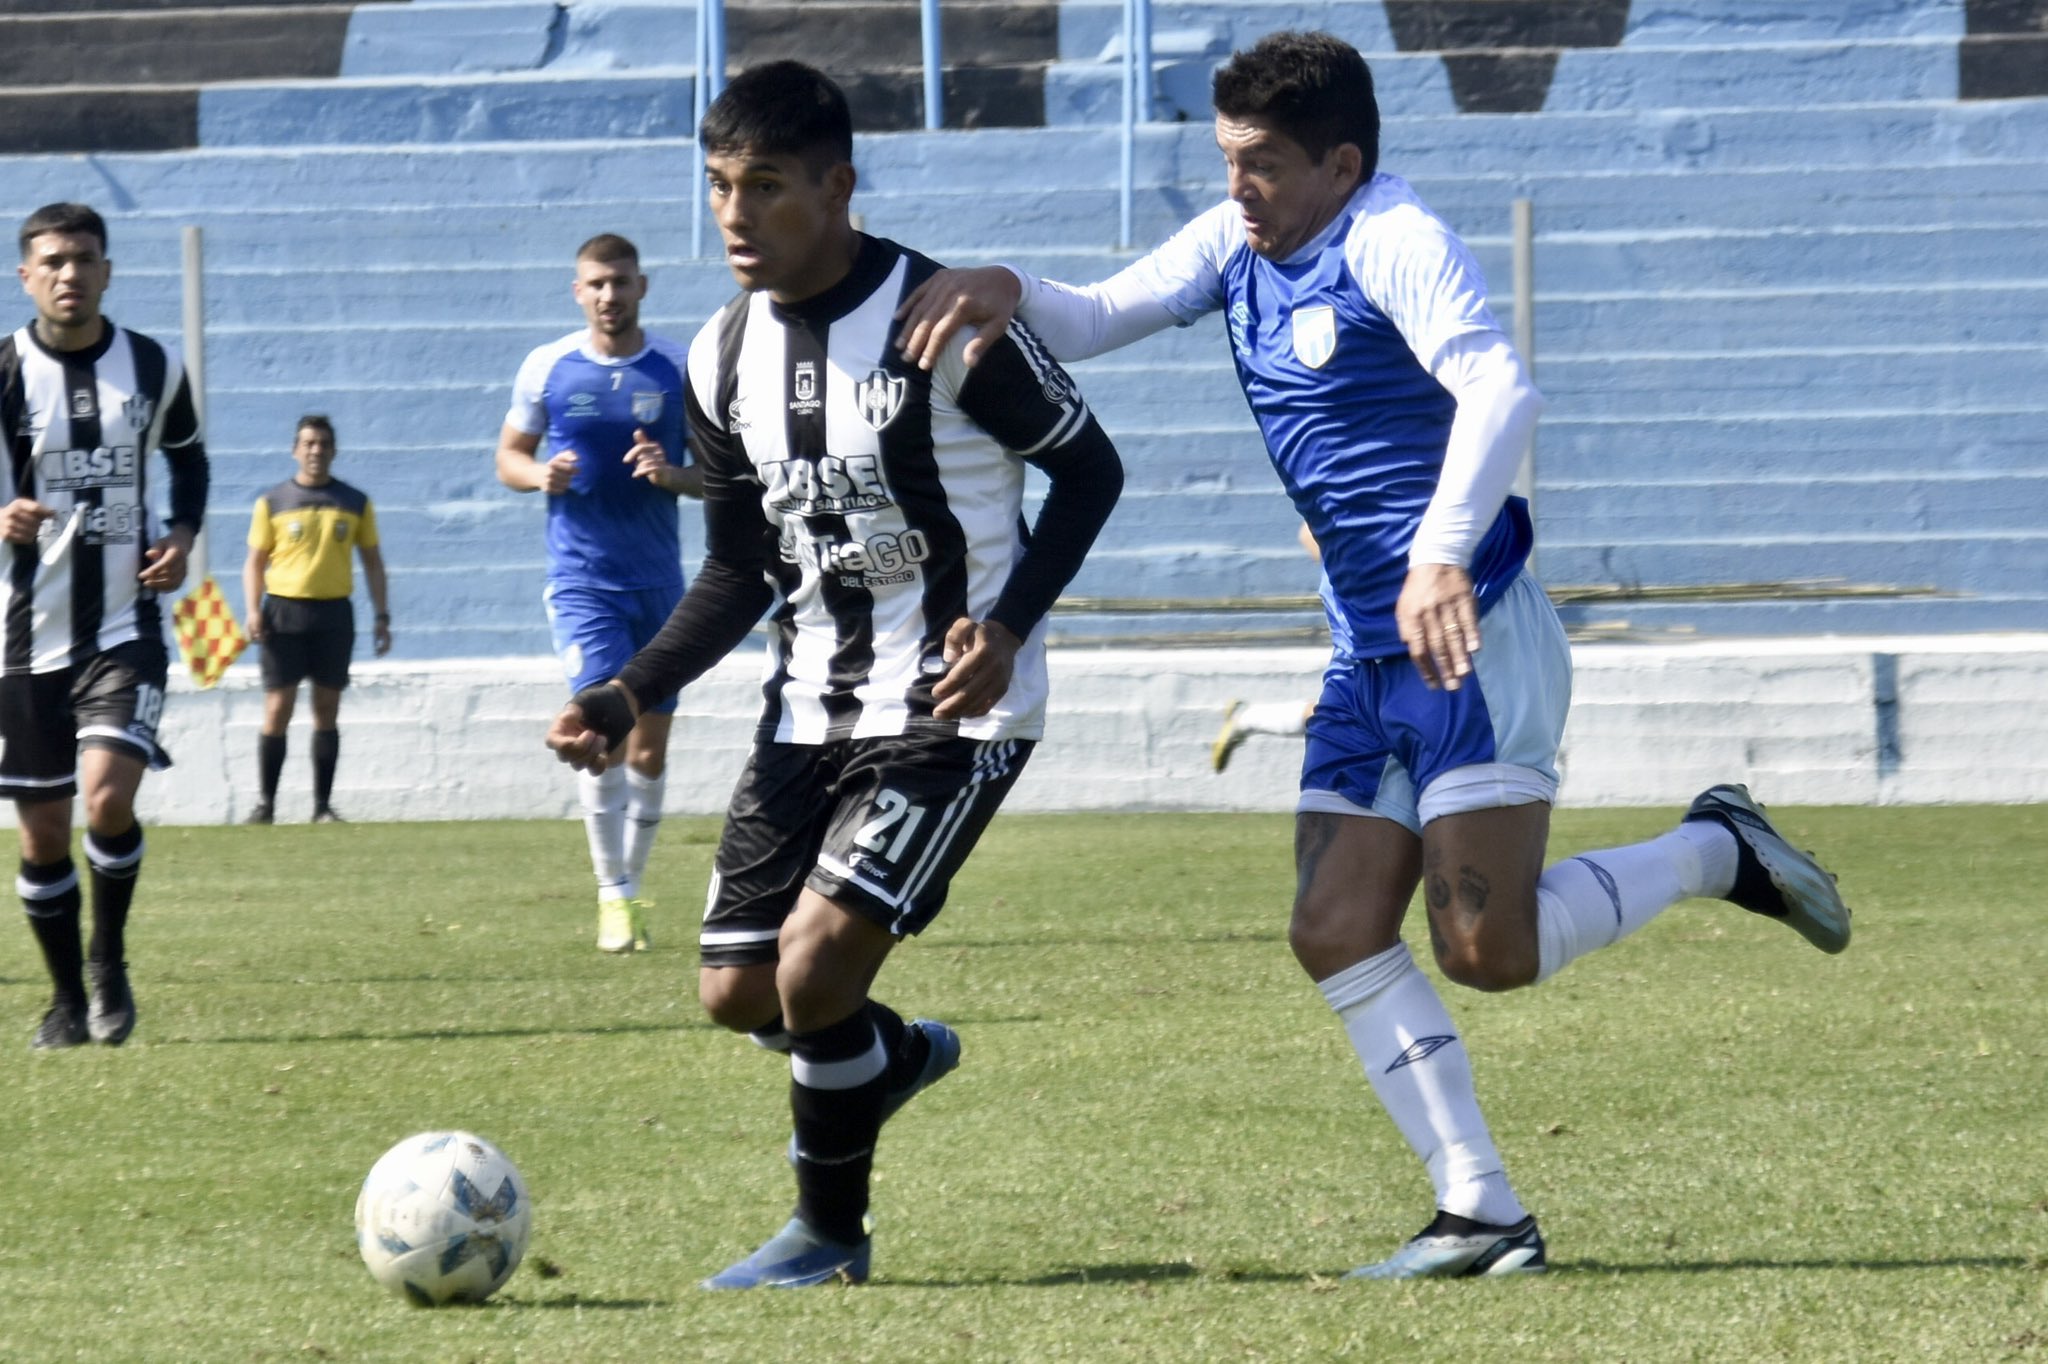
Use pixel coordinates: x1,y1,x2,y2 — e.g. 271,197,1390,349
1385,1035,1458,1073
566,392,600,419
1292,306,1337,369
855,369,905,431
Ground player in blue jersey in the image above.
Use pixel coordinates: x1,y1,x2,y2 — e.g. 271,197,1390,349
896,30,1853,1279
496,233,703,953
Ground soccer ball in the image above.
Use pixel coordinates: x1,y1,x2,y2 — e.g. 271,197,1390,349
354,1131,532,1306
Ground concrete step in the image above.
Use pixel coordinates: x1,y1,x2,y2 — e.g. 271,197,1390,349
10,103,2048,218
1537,409,2048,480
1048,36,1969,124
0,7,352,85
201,71,704,147
1540,471,2048,537
1053,0,1967,60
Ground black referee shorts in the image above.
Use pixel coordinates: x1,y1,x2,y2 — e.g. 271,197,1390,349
259,596,355,691
699,731,1034,967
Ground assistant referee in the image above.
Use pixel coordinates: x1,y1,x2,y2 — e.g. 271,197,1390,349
242,414,390,823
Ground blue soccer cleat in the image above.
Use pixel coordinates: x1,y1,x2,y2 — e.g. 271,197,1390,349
1684,783,1851,954
1346,1212,1547,1280
881,1018,960,1125
701,1217,871,1289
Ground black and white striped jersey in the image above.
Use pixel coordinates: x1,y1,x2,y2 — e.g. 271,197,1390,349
667,235,1121,745
0,321,209,675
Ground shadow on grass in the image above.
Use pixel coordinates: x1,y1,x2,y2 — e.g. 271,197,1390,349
1560,1254,2032,1275
515,1294,669,1310
152,1020,708,1046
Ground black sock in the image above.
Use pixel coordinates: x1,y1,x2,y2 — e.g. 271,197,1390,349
312,729,339,810
85,823,144,967
258,732,287,805
867,999,924,1090
21,856,84,1005
788,1006,889,1245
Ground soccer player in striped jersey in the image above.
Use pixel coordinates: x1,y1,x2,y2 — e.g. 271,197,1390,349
896,31,1852,1279
497,234,702,953
545,61,1124,1289
3,202,208,1050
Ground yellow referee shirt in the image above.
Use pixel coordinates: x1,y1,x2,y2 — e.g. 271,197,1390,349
247,477,379,601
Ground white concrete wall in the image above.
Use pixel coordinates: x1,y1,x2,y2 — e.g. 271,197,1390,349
108,634,2048,827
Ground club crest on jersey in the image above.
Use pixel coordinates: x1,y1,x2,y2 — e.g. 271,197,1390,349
1291,306,1337,369
631,391,664,424
121,393,154,431
69,387,95,420
855,369,906,431
792,362,818,406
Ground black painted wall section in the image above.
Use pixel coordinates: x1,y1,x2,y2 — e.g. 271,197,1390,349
1962,0,2048,98
1384,0,1632,113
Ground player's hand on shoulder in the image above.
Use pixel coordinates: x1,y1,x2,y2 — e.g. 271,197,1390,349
896,266,1022,372
1395,563,1481,692
931,616,1021,720
0,498,56,544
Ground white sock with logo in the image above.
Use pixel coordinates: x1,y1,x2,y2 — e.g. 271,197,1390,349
1533,823,1739,983
579,766,628,901
623,767,666,901
1318,943,1525,1227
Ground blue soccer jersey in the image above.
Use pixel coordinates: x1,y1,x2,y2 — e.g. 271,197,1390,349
505,331,692,591
1127,174,1532,660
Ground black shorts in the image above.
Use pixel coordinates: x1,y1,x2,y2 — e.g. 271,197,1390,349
259,596,354,690
0,636,172,802
699,731,1034,967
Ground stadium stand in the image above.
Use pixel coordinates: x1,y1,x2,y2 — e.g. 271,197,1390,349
1,0,2043,658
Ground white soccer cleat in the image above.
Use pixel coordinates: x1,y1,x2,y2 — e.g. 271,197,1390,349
1346,1213,1547,1280
1683,783,1851,954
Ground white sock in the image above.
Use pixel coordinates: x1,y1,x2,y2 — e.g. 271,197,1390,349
1533,822,1739,983
579,766,628,901
1319,943,1526,1227
623,767,666,901
1238,701,1310,736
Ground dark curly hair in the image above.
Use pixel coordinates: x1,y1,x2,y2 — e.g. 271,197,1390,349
1212,31,1379,178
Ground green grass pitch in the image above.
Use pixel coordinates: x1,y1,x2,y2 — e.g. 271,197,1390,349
1,806,2043,1362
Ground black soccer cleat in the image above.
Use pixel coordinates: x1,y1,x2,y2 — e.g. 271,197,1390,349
32,997,89,1051
86,960,136,1045
1684,783,1851,954
245,802,274,825
313,806,345,824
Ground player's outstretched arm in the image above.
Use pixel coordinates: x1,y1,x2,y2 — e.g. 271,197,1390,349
895,266,1023,371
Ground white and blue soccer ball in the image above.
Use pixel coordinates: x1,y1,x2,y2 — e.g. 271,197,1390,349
354,1131,532,1306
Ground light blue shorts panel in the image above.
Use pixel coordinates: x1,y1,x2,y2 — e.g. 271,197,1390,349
1299,573,1571,832
543,579,684,715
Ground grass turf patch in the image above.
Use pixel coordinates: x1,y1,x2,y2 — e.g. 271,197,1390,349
1,807,2043,1361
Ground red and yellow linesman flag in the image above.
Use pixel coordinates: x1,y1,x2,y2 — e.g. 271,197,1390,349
172,575,248,688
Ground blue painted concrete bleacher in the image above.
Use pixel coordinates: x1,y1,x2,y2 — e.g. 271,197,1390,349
2,0,2042,654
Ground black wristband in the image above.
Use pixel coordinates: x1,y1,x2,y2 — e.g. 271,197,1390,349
374,613,390,623
570,682,636,749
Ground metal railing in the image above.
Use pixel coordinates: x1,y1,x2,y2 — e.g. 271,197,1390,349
686,0,1158,251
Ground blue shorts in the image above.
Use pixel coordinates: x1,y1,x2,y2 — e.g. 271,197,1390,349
1300,573,1571,834
543,580,684,716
